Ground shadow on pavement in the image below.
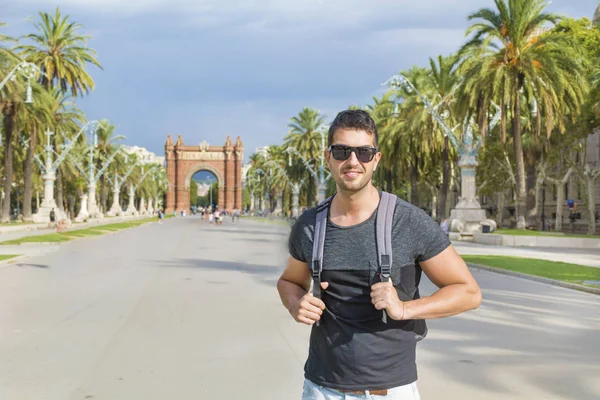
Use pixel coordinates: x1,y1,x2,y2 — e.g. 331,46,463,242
419,277,600,399
154,257,283,288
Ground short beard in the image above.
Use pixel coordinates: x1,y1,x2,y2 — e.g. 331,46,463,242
335,172,372,195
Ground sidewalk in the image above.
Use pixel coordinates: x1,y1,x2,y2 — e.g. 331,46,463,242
0,215,156,261
453,240,600,268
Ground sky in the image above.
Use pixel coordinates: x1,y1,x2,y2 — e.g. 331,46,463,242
4,0,599,165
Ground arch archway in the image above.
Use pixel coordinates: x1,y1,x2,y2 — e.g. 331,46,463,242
164,135,244,213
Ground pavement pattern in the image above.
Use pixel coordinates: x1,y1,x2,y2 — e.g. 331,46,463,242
0,216,598,400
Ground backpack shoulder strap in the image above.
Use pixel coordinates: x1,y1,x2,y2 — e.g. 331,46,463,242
311,196,333,300
311,196,333,327
376,191,398,323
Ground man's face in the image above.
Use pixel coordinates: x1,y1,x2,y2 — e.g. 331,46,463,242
325,128,381,194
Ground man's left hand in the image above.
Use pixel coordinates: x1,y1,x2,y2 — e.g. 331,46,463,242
370,278,405,320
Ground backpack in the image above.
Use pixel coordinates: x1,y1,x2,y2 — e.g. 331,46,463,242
311,191,428,340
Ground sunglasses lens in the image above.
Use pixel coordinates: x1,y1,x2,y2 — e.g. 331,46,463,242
332,146,351,160
356,148,373,163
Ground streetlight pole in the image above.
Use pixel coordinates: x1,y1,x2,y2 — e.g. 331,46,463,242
30,121,103,222
286,126,331,204
70,139,125,221
0,61,41,104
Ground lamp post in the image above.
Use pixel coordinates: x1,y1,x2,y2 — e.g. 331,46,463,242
286,126,331,204
105,154,137,217
70,137,125,221
30,120,103,222
265,160,305,218
383,74,501,235
124,161,157,216
0,61,41,104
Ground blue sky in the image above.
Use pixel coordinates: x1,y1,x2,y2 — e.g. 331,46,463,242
4,0,598,164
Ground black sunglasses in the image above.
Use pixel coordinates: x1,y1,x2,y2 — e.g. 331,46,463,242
328,145,378,163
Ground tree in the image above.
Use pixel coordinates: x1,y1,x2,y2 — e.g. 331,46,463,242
460,0,589,229
16,7,102,95
16,7,101,214
284,107,326,206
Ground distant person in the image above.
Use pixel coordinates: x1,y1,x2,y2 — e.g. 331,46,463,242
49,208,56,224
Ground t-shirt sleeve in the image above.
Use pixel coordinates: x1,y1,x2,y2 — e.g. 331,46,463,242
410,208,451,262
288,216,310,262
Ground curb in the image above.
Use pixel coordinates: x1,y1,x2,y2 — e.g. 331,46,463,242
0,254,31,269
467,262,600,296
0,219,158,247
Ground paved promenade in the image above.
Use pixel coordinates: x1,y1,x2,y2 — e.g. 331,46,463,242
0,217,598,399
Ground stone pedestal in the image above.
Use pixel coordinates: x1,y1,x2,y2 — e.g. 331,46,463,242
106,184,122,217
87,183,103,219
274,192,283,216
75,194,89,222
33,172,66,222
147,198,154,215
125,184,138,216
448,163,497,237
139,197,148,216
291,184,300,218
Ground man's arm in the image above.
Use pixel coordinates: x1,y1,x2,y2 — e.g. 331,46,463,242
277,256,327,325
405,245,481,319
371,245,481,320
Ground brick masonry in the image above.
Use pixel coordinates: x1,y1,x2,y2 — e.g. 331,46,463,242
164,135,244,213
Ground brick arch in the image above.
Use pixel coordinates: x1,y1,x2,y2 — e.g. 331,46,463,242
164,135,244,213
183,164,224,189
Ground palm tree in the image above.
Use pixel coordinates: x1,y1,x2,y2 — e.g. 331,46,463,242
460,0,589,228
16,7,101,215
95,120,125,212
427,54,460,218
284,107,326,206
16,7,102,95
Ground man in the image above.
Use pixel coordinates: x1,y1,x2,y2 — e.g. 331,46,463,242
277,110,481,399
49,208,56,224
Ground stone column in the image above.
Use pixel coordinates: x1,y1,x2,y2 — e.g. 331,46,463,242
147,198,154,215
75,194,89,222
125,184,137,215
107,179,122,217
275,191,283,216
139,197,147,215
250,192,255,212
87,182,100,218
291,182,300,218
33,170,63,222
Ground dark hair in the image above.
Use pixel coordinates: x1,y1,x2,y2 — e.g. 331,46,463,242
328,109,378,148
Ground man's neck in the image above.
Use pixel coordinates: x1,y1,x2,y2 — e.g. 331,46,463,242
329,184,380,226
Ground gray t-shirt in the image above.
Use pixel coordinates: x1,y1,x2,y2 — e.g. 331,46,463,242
288,194,450,391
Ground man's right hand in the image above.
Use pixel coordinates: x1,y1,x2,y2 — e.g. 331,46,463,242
291,282,329,325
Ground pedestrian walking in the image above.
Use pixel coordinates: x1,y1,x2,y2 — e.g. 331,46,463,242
278,110,482,399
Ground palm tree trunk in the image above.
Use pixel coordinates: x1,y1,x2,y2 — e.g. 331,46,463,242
1,106,16,223
477,93,487,148
23,126,38,221
386,169,393,193
513,82,527,229
410,163,419,207
439,137,450,219
100,175,107,213
56,168,65,213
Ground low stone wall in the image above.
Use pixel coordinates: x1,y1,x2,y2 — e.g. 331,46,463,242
473,232,600,249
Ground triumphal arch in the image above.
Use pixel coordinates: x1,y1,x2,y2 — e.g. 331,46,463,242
164,135,244,213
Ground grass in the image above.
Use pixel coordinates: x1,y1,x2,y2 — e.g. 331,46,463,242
241,216,291,226
0,217,158,245
0,254,19,261
462,255,600,287
494,228,600,239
